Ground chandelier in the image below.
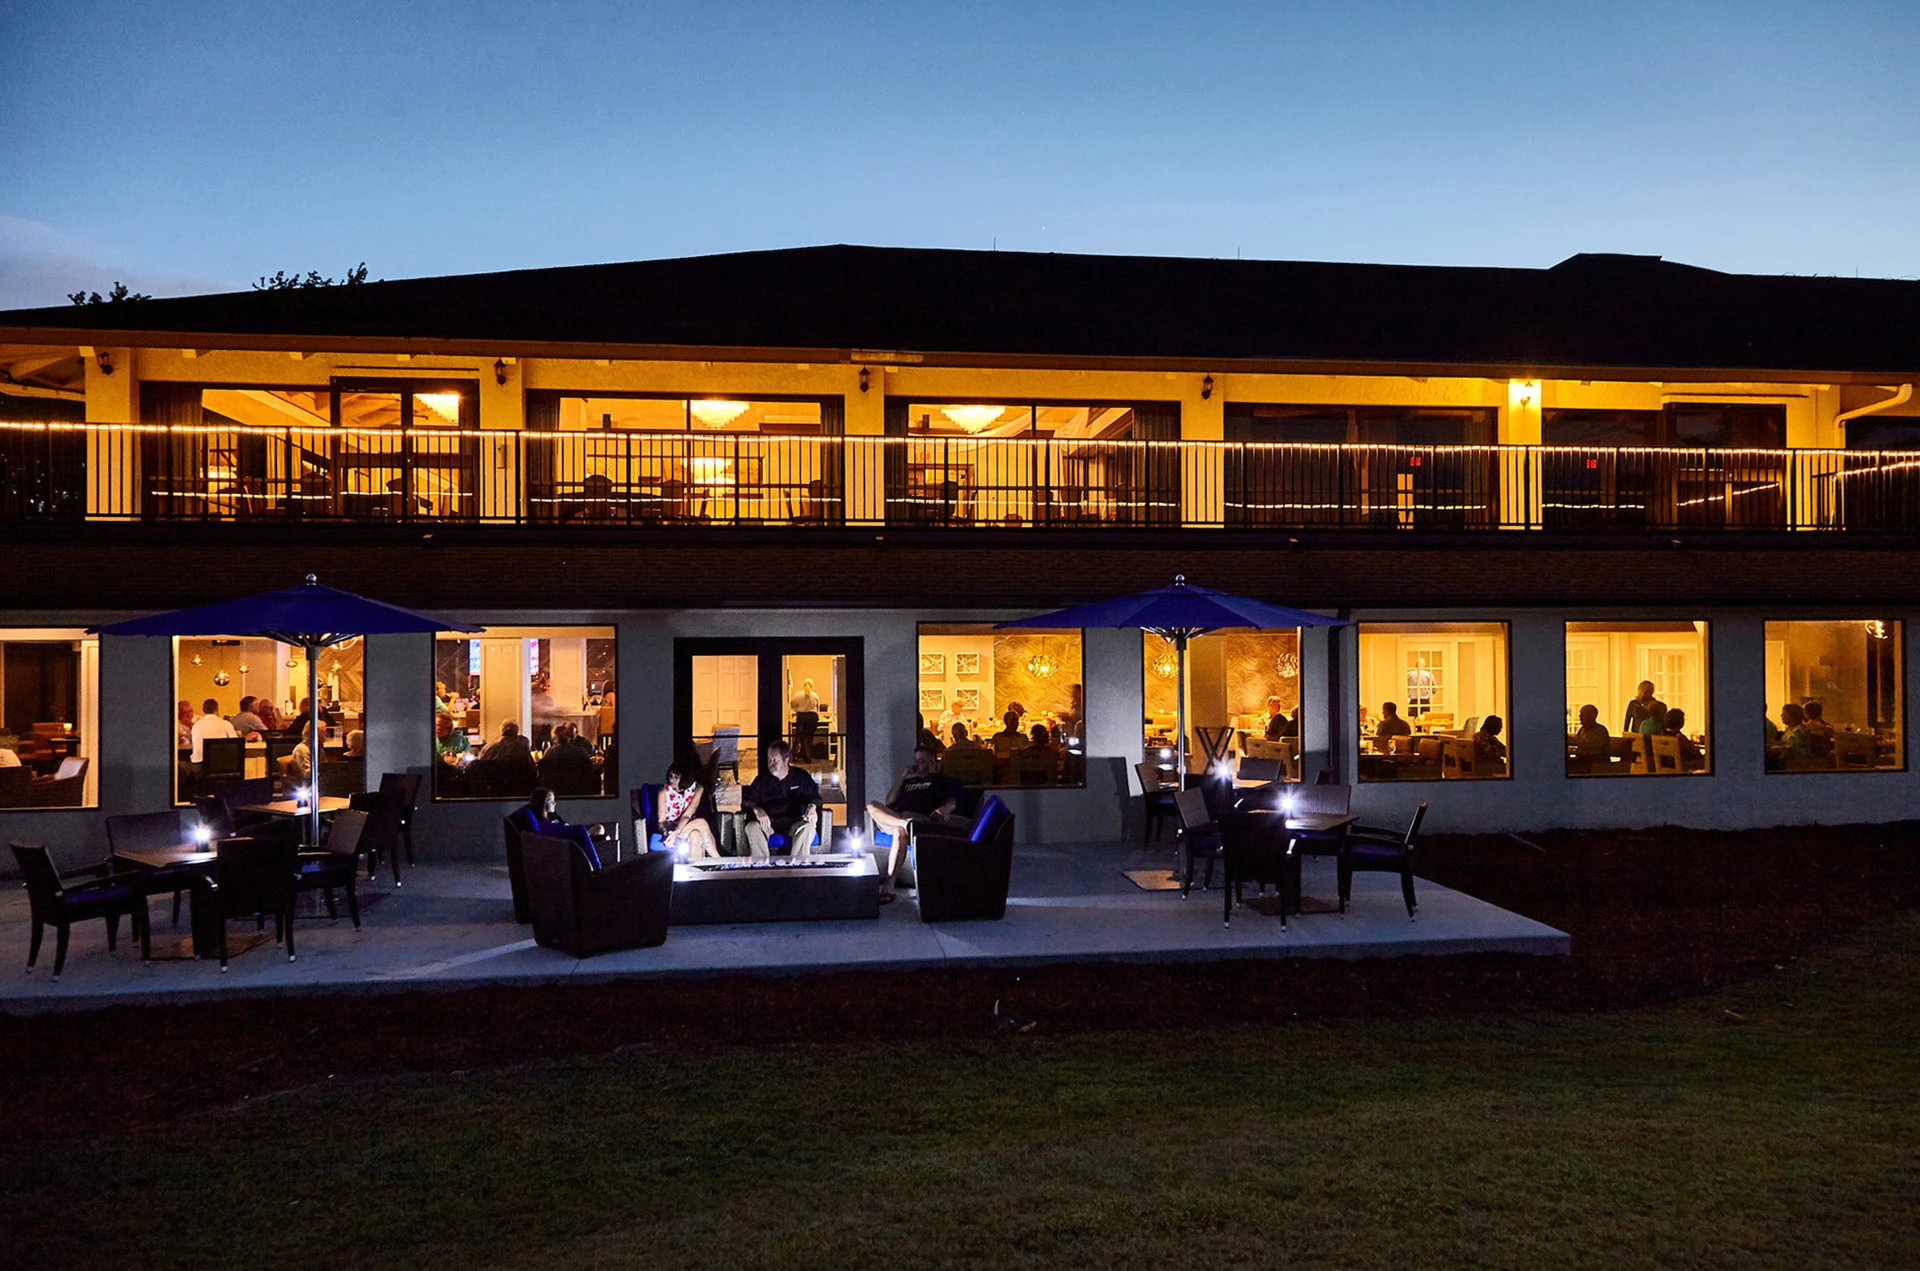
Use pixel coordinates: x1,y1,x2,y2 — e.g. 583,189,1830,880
690,399,750,429
941,405,1005,433
212,648,231,687
1151,647,1179,679
1026,640,1059,681
1276,651,1299,679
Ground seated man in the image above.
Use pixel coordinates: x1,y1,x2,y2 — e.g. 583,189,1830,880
991,709,1027,756
733,741,821,858
1802,700,1836,758
947,721,987,753
867,745,966,901
230,695,268,740
435,711,470,766
1473,715,1508,767
1571,704,1610,760
538,723,600,793
480,720,532,764
1373,701,1412,754
1776,703,1815,762
1659,708,1706,771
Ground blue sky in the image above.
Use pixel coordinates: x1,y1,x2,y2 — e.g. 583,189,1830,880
2,0,1915,306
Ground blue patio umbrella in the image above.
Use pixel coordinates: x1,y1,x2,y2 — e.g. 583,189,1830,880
998,575,1346,786
94,576,483,849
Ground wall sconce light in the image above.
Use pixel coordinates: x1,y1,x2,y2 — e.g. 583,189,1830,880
494,358,508,386
95,351,114,376
1201,374,1214,400
859,367,871,394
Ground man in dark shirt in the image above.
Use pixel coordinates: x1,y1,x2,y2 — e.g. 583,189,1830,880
736,741,822,857
867,745,965,900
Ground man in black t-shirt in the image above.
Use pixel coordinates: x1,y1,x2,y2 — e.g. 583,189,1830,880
736,741,822,857
866,746,966,901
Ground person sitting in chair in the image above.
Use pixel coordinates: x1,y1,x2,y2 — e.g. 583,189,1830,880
734,741,821,858
1572,704,1610,759
947,721,987,753
867,744,966,902
517,785,611,865
1373,701,1411,753
992,708,1027,755
1472,715,1508,767
1658,708,1706,771
657,762,719,859
435,711,470,766
480,720,532,764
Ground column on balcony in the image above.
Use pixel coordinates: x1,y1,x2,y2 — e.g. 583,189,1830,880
1180,374,1223,526
843,367,887,525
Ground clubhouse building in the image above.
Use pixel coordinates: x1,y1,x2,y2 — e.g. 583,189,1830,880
2,244,1918,860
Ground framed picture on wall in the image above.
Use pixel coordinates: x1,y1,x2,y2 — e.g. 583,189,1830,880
919,688,945,712
919,652,946,678
954,652,981,676
953,688,981,711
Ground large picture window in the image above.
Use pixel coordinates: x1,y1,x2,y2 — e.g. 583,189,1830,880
1143,629,1302,781
916,625,1084,788
523,393,843,524
887,399,1178,526
1764,620,1903,772
1357,622,1510,782
139,380,479,521
172,636,364,804
434,627,617,801
1564,622,1711,776
0,630,99,810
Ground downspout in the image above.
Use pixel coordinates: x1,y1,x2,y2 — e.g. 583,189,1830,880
1835,383,1915,433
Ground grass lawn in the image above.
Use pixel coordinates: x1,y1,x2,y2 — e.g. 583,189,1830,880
3,912,1915,1270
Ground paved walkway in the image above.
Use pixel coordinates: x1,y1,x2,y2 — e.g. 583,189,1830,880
0,843,1568,1013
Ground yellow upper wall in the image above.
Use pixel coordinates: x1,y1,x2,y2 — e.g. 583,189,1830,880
83,345,1892,445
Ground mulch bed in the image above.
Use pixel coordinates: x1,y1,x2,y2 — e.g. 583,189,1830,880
4,821,1916,1136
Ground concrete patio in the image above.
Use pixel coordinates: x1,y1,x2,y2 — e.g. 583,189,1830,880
0,842,1569,1013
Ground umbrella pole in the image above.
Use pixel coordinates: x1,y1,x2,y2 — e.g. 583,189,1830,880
1174,632,1189,791
308,640,321,850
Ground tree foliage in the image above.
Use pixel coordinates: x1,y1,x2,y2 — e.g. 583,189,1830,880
253,263,371,290
67,281,150,305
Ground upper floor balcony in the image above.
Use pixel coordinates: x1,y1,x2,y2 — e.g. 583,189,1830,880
4,421,1919,535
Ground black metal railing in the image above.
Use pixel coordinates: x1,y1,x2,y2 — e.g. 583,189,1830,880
4,423,1919,533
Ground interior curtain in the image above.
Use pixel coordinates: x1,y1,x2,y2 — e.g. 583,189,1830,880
139,383,206,518
883,398,909,524
1132,401,1181,524
523,391,560,521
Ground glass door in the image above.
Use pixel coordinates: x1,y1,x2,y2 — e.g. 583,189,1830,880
676,638,864,837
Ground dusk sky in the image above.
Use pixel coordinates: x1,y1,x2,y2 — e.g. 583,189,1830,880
3,0,1915,307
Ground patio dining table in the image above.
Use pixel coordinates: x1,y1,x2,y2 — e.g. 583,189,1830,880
234,796,352,847
110,837,225,958
1220,809,1358,929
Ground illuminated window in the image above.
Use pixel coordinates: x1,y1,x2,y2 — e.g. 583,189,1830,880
1564,622,1711,777
433,627,617,801
1357,623,1510,782
916,625,1084,788
1764,620,1903,773
0,630,99,811
1143,629,1301,782
172,636,362,805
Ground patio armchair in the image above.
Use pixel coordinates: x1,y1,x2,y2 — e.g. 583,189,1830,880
10,841,150,978
1133,761,1176,847
348,789,407,886
203,835,300,970
911,794,1015,923
505,806,623,922
378,772,423,865
1173,787,1223,898
1339,799,1427,919
520,832,673,956
296,807,367,928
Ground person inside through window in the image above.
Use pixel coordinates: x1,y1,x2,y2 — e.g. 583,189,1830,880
1473,715,1507,767
1572,704,1610,760
1374,701,1411,753
1624,680,1667,735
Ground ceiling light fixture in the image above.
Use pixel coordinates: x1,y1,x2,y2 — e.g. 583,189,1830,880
1026,639,1059,681
941,405,1005,433
690,399,750,429
1276,651,1299,679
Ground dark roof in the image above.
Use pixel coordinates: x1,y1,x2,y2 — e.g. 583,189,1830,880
3,245,1917,374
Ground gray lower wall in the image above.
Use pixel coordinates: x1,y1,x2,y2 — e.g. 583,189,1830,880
5,603,1916,873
